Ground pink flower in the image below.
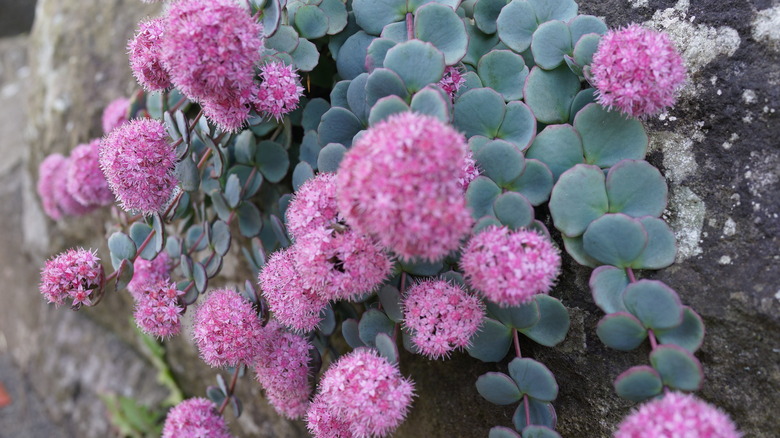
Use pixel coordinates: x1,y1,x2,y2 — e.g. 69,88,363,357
306,394,354,438
162,398,232,438
162,0,262,104
101,98,131,133
253,321,313,419
99,118,178,214
615,392,741,438
315,348,415,438
461,227,561,307
402,280,484,359
128,251,172,300
257,247,328,333
294,227,393,302
591,24,686,117
37,153,68,220
336,112,473,261
459,150,480,191
128,17,171,92
285,172,340,241
193,288,265,368
39,248,103,307
200,93,255,133
55,157,97,217
134,281,184,338
438,66,466,100
66,139,115,208
255,61,305,121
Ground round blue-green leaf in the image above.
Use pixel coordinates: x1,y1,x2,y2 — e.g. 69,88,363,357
302,98,330,132
493,192,534,229
623,280,683,330
466,317,512,362
256,140,289,183
490,427,522,438
366,38,397,71
318,107,363,147
474,0,506,34
337,31,375,79
224,173,241,208
582,213,648,267
365,68,408,106
399,257,444,276
375,332,399,364
531,20,572,70
115,259,134,292
568,88,595,124
342,318,365,348
237,202,263,237
487,300,541,330
457,71,484,99
294,5,329,39
655,307,705,353
507,159,553,206
561,235,600,267
358,309,395,347
513,398,557,430
407,0,461,11
568,15,607,43
330,80,350,109
415,3,468,65
475,140,526,186
476,372,522,405
384,40,446,93
299,130,321,169
463,22,499,67
380,20,408,43
572,33,600,67
478,50,528,101
454,88,506,139
193,261,207,293
528,0,577,22
469,135,491,154
319,305,337,335
606,160,667,217
368,95,409,126
574,103,648,168
346,73,370,123
292,161,314,191
614,365,663,403
378,285,403,323
328,11,359,59
410,86,450,122
320,0,348,35
650,345,703,391
108,231,137,270
519,295,570,347
508,357,558,401
524,66,581,124
549,164,608,237
211,220,231,257
589,265,628,314
352,0,405,35
261,0,282,36
632,217,676,270
596,312,648,351
318,143,347,173
525,124,584,181
472,215,501,234
498,101,536,152
290,37,319,72
522,426,561,438
175,156,200,192
496,0,537,52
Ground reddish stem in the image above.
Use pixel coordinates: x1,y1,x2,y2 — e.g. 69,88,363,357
218,365,241,415
104,229,157,283
513,330,532,427
406,13,414,40
626,267,637,283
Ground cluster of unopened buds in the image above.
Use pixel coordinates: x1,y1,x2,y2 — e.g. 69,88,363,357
34,0,746,437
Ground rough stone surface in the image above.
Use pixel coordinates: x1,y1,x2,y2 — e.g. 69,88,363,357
8,0,778,438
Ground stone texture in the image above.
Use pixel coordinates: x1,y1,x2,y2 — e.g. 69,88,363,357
8,0,778,438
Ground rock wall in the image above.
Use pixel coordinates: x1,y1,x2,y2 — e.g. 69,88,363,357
5,0,777,437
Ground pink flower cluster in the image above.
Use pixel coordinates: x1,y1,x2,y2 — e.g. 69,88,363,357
591,24,687,117
615,392,741,438
99,118,178,214
128,17,171,92
306,395,354,438
134,281,184,339
193,288,265,368
39,248,103,307
162,398,233,438
460,150,480,191
127,251,171,300
461,227,561,307
438,66,466,100
402,280,485,359
101,98,131,133
336,112,473,261
308,349,415,438
258,248,328,333
37,154,95,220
66,139,115,208
253,321,313,419
285,172,340,240
256,61,306,121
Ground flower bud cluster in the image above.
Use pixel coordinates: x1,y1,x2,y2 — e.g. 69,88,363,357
39,248,103,308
